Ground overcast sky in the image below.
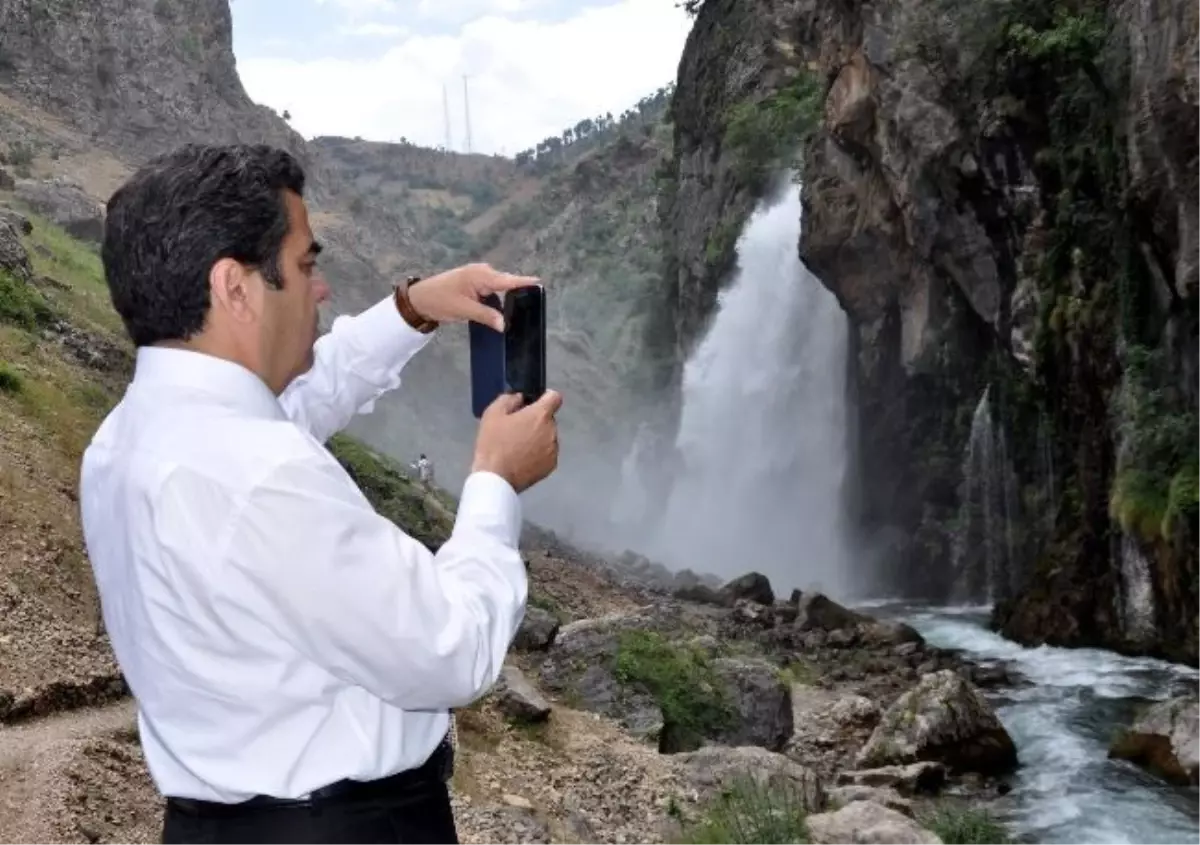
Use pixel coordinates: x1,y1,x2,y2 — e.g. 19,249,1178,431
231,0,692,157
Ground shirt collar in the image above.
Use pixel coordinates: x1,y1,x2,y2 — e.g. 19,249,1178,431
132,346,288,422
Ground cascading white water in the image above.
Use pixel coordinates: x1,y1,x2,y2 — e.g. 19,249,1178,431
952,387,1021,604
1118,533,1157,645
645,177,854,598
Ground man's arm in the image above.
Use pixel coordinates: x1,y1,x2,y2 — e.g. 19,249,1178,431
278,294,433,443
218,450,527,709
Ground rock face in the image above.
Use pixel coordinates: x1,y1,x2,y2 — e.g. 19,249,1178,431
856,670,1018,775
0,0,310,171
663,0,1199,661
1109,696,1199,784
806,800,943,845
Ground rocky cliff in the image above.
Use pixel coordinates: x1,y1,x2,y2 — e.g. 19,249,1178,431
662,0,1197,662
0,0,674,541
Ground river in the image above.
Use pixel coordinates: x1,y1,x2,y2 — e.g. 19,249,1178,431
859,601,1199,844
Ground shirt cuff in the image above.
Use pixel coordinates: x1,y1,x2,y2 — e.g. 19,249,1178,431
333,292,435,363
454,471,522,549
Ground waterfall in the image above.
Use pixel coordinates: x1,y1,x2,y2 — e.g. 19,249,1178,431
645,177,855,599
952,387,1021,604
1118,529,1157,646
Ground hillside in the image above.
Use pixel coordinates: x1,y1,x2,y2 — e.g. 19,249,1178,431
0,0,675,544
0,196,1021,845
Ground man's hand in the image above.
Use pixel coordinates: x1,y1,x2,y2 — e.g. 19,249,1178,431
472,390,563,493
408,263,538,332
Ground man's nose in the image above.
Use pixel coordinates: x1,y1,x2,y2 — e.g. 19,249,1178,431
313,276,331,304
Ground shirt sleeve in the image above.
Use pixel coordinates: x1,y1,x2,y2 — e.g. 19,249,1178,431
277,294,434,443
218,452,527,710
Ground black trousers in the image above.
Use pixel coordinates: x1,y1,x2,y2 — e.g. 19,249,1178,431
162,780,458,844
162,744,458,844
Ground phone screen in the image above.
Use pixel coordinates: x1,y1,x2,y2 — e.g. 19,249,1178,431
468,293,506,418
504,286,546,405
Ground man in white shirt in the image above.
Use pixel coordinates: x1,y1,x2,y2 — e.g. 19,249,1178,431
80,143,562,844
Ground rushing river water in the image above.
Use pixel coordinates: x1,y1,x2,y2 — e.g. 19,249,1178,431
858,601,1200,844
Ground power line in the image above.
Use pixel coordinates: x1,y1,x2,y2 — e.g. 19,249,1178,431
462,75,473,154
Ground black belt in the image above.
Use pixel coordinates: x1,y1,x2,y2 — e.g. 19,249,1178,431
166,738,454,817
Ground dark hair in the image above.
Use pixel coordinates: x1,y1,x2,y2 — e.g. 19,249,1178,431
101,143,306,347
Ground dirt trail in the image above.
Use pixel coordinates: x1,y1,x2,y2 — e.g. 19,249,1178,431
0,699,161,844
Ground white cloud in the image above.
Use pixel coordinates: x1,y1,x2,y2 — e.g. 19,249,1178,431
237,0,691,155
338,22,410,37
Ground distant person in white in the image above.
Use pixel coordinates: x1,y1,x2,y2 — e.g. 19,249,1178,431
416,453,434,486
79,143,562,845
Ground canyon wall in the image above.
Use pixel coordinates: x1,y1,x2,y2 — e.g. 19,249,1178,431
659,0,1197,662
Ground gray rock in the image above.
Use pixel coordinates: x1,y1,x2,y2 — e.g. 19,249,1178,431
719,571,775,605
837,762,946,796
514,605,560,652
1109,696,1199,785
492,664,551,724
827,784,914,816
796,593,867,632
856,670,1018,775
710,657,793,751
806,800,942,844
0,214,32,282
671,745,825,811
14,178,105,243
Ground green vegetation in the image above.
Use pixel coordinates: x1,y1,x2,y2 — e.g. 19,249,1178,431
614,630,732,748
0,361,23,394
920,805,1013,844
722,72,822,189
0,268,54,329
674,777,810,844
1109,346,1199,542
326,434,455,551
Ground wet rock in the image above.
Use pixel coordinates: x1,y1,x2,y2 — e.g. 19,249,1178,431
807,800,943,844
860,620,924,646
719,571,774,606
492,665,551,724
1109,696,1199,785
796,593,866,632
671,745,825,811
514,606,560,652
856,670,1018,775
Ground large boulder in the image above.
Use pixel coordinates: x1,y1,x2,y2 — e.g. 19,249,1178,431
719,572,775,606
856,670,1018,775
796,592,867,631
537,612,792,754
1109,696,1199,785
708,657,793,751
806,800,943,844
14,178,105,243
670,745,825,811
513,605,560,652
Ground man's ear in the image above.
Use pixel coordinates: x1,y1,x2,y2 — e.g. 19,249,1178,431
209,258,262,324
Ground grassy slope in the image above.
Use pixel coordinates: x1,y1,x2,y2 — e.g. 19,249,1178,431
0,197,460,716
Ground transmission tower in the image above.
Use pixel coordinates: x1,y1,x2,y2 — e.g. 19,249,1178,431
462,75,473,154
442,84,453,152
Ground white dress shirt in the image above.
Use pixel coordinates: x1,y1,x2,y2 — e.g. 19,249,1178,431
79,294,527,803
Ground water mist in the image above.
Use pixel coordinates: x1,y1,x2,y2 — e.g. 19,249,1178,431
626,177,857,599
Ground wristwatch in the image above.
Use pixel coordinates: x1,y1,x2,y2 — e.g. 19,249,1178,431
393,275,438,334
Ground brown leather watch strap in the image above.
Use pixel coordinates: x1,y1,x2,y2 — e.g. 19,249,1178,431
394,276,438,334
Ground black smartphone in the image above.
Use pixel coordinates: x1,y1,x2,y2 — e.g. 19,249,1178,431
503,285,546,406
468,293,506,418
